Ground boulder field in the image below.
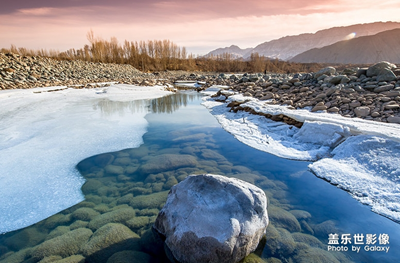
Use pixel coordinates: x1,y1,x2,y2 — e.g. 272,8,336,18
1,52,398,124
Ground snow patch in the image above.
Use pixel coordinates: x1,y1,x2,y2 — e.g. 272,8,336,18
0,84,171,233
310,135,400,222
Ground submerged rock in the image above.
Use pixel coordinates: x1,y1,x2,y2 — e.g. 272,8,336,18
106,250,153,263
153,174,268,263
32,228,93,260
292,247,340,263
4,227,46,251
139,154,198,174
0,248,32,263
129,191,169,209
264,225,296,257
291,232,324,249
72,207,100,221
88,207,136,230
268,206,301,233
82,223,140,263
54,255,85,263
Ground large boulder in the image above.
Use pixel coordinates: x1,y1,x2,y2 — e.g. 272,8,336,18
366,61,396,77
314,67,336,79
376,68,397,82
366,61,397,82
153,174,268,263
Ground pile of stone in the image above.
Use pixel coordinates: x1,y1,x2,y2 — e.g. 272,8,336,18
1,52,399,124
209,61,400,124
0,52,203,90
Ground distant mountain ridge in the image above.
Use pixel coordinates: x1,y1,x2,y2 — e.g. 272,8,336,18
290,28,400,64
205,21,400,61
206,45,253,58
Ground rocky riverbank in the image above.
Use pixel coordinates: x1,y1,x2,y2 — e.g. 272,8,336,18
1,52,399,124
209,62,400,124
0,52,197,90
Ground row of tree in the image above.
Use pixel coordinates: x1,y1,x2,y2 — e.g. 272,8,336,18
1,31,324,73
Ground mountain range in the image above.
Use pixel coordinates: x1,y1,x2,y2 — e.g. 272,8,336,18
290,28,400,64
205,21,400,63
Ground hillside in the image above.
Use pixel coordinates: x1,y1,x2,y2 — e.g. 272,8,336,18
205,21,400,60
205,45,253,58
290,28,400,64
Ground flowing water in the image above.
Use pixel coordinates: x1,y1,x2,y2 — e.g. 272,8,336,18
0,91,399,263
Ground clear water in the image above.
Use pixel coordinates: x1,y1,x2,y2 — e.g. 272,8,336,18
0,91,399,263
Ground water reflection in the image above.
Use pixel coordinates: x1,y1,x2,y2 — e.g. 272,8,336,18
93,99,149,116
93,92,202,117
150,92,201,114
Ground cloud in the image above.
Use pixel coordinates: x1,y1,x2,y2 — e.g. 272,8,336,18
17,7,54,16
0,1,399,55
1,0,356,19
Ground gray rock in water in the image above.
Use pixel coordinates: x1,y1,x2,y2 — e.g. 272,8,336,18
82,223,140,263
139,154,197,174
153,174,268,263
32,228,93,260
314,67,336,79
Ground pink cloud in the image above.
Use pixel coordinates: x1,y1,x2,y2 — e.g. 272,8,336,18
17,7,54,16
0,0,399,55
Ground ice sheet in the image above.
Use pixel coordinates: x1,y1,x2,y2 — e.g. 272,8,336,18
310,135,400,222
0,84,171,233
202,91,400,223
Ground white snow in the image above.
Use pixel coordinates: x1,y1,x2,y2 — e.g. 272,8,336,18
0,84,171,234
173,82,202,88
309,135,400,221
202,91,400,222
201,86,230,95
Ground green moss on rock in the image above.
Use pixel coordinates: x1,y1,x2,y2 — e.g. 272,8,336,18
81,179,104,195
292,247,340,263
82,223,140,263
70,220,89,230
53,255,85,263
88,207,136,230
38,255,63,263
126,216,150,229
291,233,324,249
239,253,266,263
0,248,32,263
268,206,301,232
129,191,168,209
4,227,46,251
31,228,92,260
106,251,153,263
139,154,197,174
45,226,70,241
72,208,100,221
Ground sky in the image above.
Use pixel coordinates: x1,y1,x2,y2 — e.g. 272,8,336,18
1,0,399,55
